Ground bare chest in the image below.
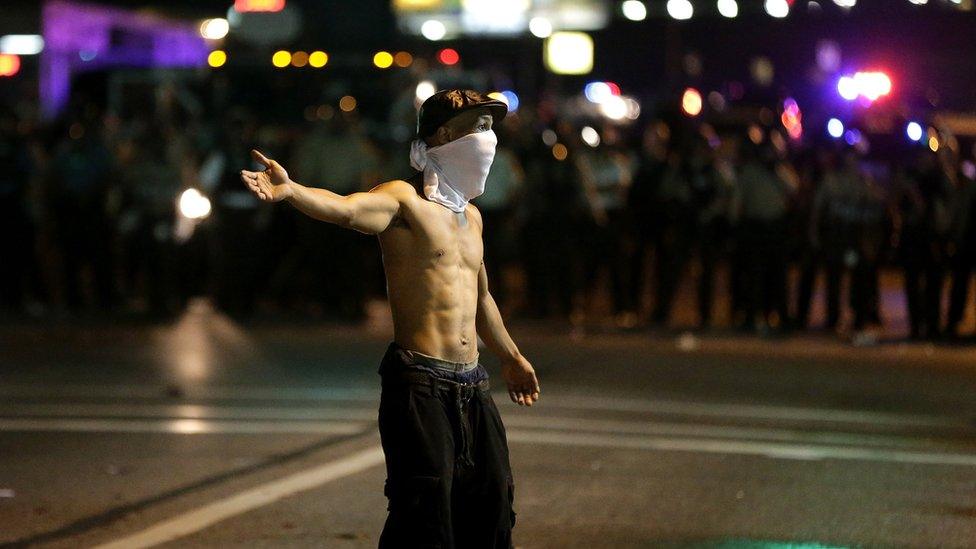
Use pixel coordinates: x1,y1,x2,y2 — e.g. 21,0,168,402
381,202,483,271
419,207,483,270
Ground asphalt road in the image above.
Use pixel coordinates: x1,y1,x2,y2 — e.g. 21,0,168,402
2,302,976,548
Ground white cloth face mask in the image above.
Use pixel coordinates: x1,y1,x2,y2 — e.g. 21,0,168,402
409,129,498,213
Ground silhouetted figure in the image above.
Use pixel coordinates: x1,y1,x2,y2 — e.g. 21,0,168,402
576,126,634,322
48,119,115,312
734,142,793,332
627,121,669,319
944,156,976,338
0,107,35,313
892,151,951,340
520,135,586,319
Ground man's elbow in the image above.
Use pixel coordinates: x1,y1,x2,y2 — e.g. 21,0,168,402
478,290,495,310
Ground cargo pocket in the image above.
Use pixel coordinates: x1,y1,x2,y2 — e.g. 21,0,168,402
385,475,444,547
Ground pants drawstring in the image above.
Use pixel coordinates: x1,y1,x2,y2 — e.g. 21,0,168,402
455,386,475,469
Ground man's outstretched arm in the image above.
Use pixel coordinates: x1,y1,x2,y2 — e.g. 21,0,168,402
476,261,540,406
240,149,406,235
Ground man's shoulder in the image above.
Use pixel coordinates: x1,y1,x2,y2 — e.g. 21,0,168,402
369,178,424,233
369,178,422,201
465,202,483,228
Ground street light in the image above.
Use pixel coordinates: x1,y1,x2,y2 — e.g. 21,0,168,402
421,20,446,40
529,17,552,38
544,32,593,75
765,0,789,18
906,122,923,142
200,18,229,40
667,0,694,20
717,0,739,18
827,118,844,138
681,88,703,116
622,1,648,21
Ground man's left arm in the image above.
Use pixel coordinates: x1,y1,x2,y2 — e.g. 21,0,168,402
476,261,540,406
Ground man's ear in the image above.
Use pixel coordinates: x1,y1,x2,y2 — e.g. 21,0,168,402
435,126,452,145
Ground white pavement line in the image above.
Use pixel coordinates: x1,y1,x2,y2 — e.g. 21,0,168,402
536,394,968,429
1,411,963,454
5,402,972,453
0,384,378,402
6,403,951,450
0,418,367,435
508,429,976,467
93,445,386,549
502,415,961,450
0,403,377,422
3,384,969,430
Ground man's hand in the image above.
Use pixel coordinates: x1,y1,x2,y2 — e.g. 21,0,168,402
240,149,293,203
501,355,540,406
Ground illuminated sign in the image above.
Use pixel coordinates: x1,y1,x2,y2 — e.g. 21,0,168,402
395,0,607,37
234,0,286,13
0,35,44,55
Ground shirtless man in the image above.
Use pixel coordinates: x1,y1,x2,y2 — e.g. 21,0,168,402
240,89,539,548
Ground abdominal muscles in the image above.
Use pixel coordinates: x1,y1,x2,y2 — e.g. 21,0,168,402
385,256,480,364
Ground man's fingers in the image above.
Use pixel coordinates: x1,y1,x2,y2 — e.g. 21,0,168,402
242,178,270,201
242,178,262,195
241,177,259,193
250,149,273,168
510,388,525,405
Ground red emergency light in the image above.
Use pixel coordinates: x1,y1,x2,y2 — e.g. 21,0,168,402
0,54,20,77
234,0,285,13
437,48,459,66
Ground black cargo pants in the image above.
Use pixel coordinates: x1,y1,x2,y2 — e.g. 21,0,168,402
377,342,516,548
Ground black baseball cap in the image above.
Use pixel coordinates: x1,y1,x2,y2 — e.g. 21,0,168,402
416,89,508,140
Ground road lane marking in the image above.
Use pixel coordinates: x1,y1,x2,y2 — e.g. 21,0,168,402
4,381,972,434
4,400,972,450
501,415,964,450
0,402,378,422
0,384,378,402
508,429,976,467
92,445,385,549
0,386,960,429
2,384,964,430
0,418,366,435
0,403,942,447
535,394,968,429
2,382,966,428
4,410,972,457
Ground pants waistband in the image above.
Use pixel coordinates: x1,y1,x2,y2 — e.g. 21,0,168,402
380,342,489,387
386,368,491,393
396,346,479,374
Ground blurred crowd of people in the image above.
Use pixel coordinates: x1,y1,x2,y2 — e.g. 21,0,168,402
2,83,975,343
505,113,976,343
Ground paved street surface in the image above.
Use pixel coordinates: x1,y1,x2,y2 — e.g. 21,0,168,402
2,302,976,548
